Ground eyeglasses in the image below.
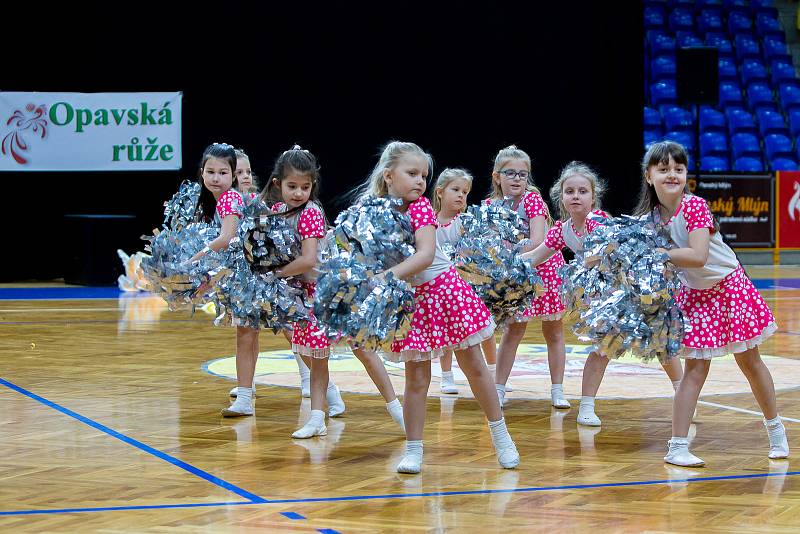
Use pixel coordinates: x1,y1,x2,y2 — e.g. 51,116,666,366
499,169,530,181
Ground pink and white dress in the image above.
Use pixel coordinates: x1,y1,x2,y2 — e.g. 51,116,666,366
272,201,331,358
654,194,777,359
388,197,495,362
543,214,606,255
487,191,566,321
213,189,244,223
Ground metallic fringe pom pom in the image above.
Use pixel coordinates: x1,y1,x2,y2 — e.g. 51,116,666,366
313,196,416,349
238,199,302,272
162,180,201,231
560,214,687,361
453,203,544,325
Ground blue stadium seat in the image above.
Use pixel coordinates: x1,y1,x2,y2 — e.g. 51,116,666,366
706,32,734,55
651,81,678,107
747,83,777,112
788,109,800,137
718,57,738,81
741,60,769,87
734,156,765,172
644,107,662,130
770,157,799,171
771,61,798,88
723,0,749,13
720,81,745,107
697,0,723,6
732,132,762,159
727,108,758,135
669,8,695,32
764,38,791,63
728,11,753,35
651,34,677,58
764,133,794,160
698,9,723,34
755,13,783,39
664,131,696,151
676,31,703,48
700,156,729,171
779,84,800,112
700,131,729,158
756,109,789,137
734,34,760,61
651,56,677,81
664,106,694,132
645,7,666,29
699,107,726,132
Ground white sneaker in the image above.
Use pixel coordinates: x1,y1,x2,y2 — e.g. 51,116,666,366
292,420,327,439
664,438,705,467
229,385,256,398
577,410,601,426
301,377,311,398
327,385,346,417
396,454,422,474
387,402,405,433
221,395,253,417
551,391,571,409
765,419,790,459
440,372,459,394
491,428,520,469
496,385,506,408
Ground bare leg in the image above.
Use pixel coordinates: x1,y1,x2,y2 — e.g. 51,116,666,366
495,322,527,386
672,359,710,437
310,357,330,413
481,337,497,365
581,351,609,397
235,326,259,388
454,345,502,421
661,356,684,383
541,319,566,386
352,347,397,402
440,349,453,372
403,360,431,441
734,347,778,420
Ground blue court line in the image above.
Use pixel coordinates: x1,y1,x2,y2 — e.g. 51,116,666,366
0,287,122,300
281,511,306,520
318,529,342,534
3,470,797,517
0,377,268,504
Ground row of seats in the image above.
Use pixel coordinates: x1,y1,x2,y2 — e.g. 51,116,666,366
646,7,781,36
647,106,800,138
648,31,791,64
650,79,800,114
649,55,797,88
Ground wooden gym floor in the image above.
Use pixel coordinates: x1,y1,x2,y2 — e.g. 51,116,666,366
1,265,799,533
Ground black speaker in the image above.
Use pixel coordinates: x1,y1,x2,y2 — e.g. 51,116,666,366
676,47,719,105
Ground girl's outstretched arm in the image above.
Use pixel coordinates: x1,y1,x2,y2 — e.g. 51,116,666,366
519,240,556,266
275,238,319,278
386,225,436,280
663,228,710,268
190,214,238,262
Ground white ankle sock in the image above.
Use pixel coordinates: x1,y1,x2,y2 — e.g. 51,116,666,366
579,396,595,410
308,409,325,426
672,380,681,391
442,370,454,381
551,384,564,396
237,387,253,402
765,415,782,427
405,440,423,457
294,353,310,380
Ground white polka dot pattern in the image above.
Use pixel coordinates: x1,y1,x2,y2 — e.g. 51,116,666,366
216,190,243,219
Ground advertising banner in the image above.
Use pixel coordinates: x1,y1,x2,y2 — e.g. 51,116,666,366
0,92,181,171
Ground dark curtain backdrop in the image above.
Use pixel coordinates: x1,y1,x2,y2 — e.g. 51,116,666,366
3,2,643,280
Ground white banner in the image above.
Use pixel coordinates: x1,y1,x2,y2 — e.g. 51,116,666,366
0,92,182,171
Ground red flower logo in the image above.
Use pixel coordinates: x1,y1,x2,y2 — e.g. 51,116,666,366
2,104,48,164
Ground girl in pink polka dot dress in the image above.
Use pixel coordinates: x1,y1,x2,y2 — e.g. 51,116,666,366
228,147,313,402
431,168,498,395
181,144,256,418
263,146,404,440
635,141,788,467
485,146,568,410
354,141,518,475
520,162,686,428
